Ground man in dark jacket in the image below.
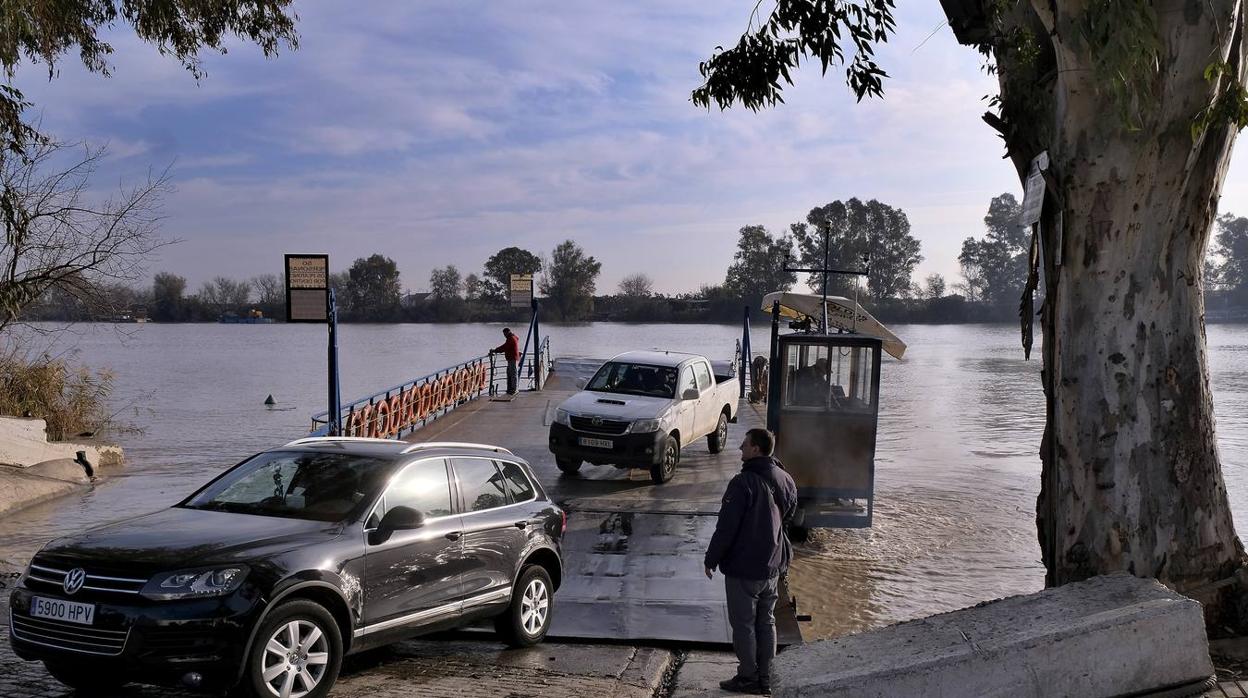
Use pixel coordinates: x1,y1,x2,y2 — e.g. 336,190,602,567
489,327,521,395
704,428,798,695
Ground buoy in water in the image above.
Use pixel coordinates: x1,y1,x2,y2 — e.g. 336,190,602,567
264,395,276,406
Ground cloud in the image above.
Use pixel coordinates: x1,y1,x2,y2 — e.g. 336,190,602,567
3,2,1124,294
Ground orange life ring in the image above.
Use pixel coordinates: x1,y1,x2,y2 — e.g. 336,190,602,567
372,400,389,438
428,377,442,414
402,386,417,424
455,368,468,401
476,361,486,391
342,409,357,437
387,394,403,436
438,375,450,409
417,383,431,420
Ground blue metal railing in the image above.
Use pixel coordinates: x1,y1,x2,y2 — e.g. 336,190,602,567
309,312,551,439
309,355,490,438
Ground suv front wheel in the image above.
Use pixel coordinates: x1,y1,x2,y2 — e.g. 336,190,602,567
494,565,553,647
241,599,342,698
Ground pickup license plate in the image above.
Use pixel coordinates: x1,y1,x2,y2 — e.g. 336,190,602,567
30,596,95,625
578,437,613,449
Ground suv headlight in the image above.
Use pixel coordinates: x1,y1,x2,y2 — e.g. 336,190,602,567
141,566,248,600
631,418,661,433
554,408,571,426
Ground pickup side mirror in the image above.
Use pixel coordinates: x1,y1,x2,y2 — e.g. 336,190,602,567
682,388,701,401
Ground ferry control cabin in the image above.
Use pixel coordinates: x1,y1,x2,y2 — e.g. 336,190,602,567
770,331,882,530
761,291,904,531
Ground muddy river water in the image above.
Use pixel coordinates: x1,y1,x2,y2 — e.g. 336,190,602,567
2,322,1246,641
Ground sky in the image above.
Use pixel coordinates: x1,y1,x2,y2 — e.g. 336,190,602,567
12,2,1248,296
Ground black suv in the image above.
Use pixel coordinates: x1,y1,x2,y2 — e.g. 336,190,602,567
8,438,564,697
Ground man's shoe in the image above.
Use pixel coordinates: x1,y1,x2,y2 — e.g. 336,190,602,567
719,676,761,694
757,678,772,695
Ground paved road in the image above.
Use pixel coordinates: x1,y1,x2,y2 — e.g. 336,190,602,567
0,633,669,697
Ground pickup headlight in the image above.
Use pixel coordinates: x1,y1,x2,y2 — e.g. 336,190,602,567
631,418,662,433
554,408,571,426
141,566,248,600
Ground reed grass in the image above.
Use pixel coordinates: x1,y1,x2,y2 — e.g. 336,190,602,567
0,349,115,441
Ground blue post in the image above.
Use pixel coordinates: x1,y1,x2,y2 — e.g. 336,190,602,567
327,289,343,435
531,297,541,390
740,305,752,399
517,310,535,389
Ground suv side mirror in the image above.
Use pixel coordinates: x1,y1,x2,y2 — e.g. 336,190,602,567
380,506,425,532
682,388,700,401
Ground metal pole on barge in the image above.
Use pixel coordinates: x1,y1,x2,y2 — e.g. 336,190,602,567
531,297,541,391
740,305,751,399
327,288,343,435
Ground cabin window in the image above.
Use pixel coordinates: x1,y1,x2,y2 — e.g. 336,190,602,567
782,343,875,411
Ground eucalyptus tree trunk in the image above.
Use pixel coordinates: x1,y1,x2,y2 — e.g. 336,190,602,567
995,1,1248,628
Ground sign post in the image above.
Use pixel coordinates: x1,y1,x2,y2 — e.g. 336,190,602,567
509,274,534,308
285,254,342,435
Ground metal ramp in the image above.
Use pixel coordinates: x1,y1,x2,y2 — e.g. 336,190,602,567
551,509,802,645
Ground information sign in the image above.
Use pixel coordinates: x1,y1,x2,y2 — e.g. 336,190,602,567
510,274,534,308
285,254,329,323
1020,151,1049,227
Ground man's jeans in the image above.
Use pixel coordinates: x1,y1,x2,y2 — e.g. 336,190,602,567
506,360,518,394
725,574,779,682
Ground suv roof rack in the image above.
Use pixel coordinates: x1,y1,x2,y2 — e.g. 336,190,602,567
282,436,401,448
400,441,513,455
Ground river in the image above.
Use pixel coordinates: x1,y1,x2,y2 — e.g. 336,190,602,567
2,321,1246,641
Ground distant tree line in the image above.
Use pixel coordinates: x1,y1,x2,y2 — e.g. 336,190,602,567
17,195,1248,326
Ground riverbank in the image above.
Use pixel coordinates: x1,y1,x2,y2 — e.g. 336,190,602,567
0,416,123,517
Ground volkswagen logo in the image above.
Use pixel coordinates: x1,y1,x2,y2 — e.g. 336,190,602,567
63,568,86,595
591,416,603,427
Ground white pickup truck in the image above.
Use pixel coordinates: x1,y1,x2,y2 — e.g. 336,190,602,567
547,350,740,484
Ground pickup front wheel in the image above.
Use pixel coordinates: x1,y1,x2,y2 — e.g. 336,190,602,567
708,412,729,454
556,457,582,474
650,436,678,484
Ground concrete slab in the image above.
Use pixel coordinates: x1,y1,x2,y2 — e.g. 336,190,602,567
669,651,741,698
0,416,122,469
333,639,671,698
0,466,82,517
773,573,1214,698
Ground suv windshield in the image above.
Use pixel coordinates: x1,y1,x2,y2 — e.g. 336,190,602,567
587,362,678,398
182,451,395,522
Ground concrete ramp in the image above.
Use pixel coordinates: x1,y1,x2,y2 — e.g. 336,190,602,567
773,573,1213,697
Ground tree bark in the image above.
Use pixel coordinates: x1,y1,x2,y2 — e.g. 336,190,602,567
1021,0,1248,630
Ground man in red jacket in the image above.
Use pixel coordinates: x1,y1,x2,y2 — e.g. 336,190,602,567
490,327,521,395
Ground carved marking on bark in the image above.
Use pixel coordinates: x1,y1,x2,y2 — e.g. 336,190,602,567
1174,445,1192,484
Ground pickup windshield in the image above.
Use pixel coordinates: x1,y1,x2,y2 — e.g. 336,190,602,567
587,362,678,398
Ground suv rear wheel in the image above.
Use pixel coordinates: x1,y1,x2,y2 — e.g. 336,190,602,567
494,565,553,647
241,599,342,698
